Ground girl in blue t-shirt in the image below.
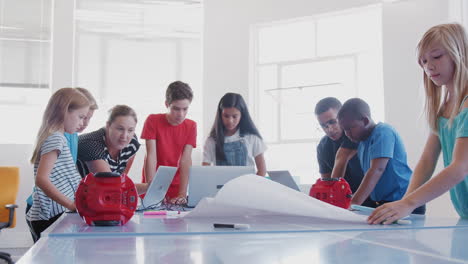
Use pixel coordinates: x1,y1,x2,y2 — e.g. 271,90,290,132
369,23,468,224
202,93,267,176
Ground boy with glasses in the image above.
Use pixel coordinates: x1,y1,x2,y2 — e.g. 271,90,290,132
315,97,372,206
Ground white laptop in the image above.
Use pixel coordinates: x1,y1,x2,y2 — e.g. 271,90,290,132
187,166,255,208
140,166,178,210
268,170,301,191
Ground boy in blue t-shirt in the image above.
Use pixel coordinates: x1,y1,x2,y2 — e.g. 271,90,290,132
314,97,373,207
337,98,425,214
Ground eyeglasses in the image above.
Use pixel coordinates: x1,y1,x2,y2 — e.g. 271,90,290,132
319,119,338,130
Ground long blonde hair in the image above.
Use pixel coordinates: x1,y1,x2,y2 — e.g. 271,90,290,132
417,23,468,132
31,88,90,163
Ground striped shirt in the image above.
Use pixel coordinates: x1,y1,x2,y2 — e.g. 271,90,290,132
77,128,140,177
26,132,82,221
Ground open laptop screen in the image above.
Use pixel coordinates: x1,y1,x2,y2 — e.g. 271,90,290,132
140,166,178,210
187,166,255,208
267,170,301,192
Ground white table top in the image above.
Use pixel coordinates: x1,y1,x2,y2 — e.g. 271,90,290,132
17,212,468,264
43,212,468,237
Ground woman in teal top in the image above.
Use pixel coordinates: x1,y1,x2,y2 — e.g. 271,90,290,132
368,23,468,224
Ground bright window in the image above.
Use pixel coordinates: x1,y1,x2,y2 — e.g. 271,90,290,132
258,20,316,64
74,0,203,140
73,0,203,180
0,0,203,147
0,0,53,144
252,5,384,184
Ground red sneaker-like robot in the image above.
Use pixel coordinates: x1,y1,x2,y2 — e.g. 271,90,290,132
75,172,138,226
309,178,352,209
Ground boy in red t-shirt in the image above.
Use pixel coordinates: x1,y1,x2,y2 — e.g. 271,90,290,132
141,81,197,204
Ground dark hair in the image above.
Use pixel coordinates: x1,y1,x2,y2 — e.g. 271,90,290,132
337,98,371,121
165,81,193,104
314,97,342,115
107,105,137,124
209,93,262,162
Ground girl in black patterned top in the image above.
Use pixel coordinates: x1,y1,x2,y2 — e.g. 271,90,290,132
77,105,147,194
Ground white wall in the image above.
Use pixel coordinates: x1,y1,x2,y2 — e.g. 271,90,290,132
203,0,458,217
382,0,447,168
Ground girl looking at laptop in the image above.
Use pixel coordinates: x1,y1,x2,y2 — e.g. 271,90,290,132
202,93,267,176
